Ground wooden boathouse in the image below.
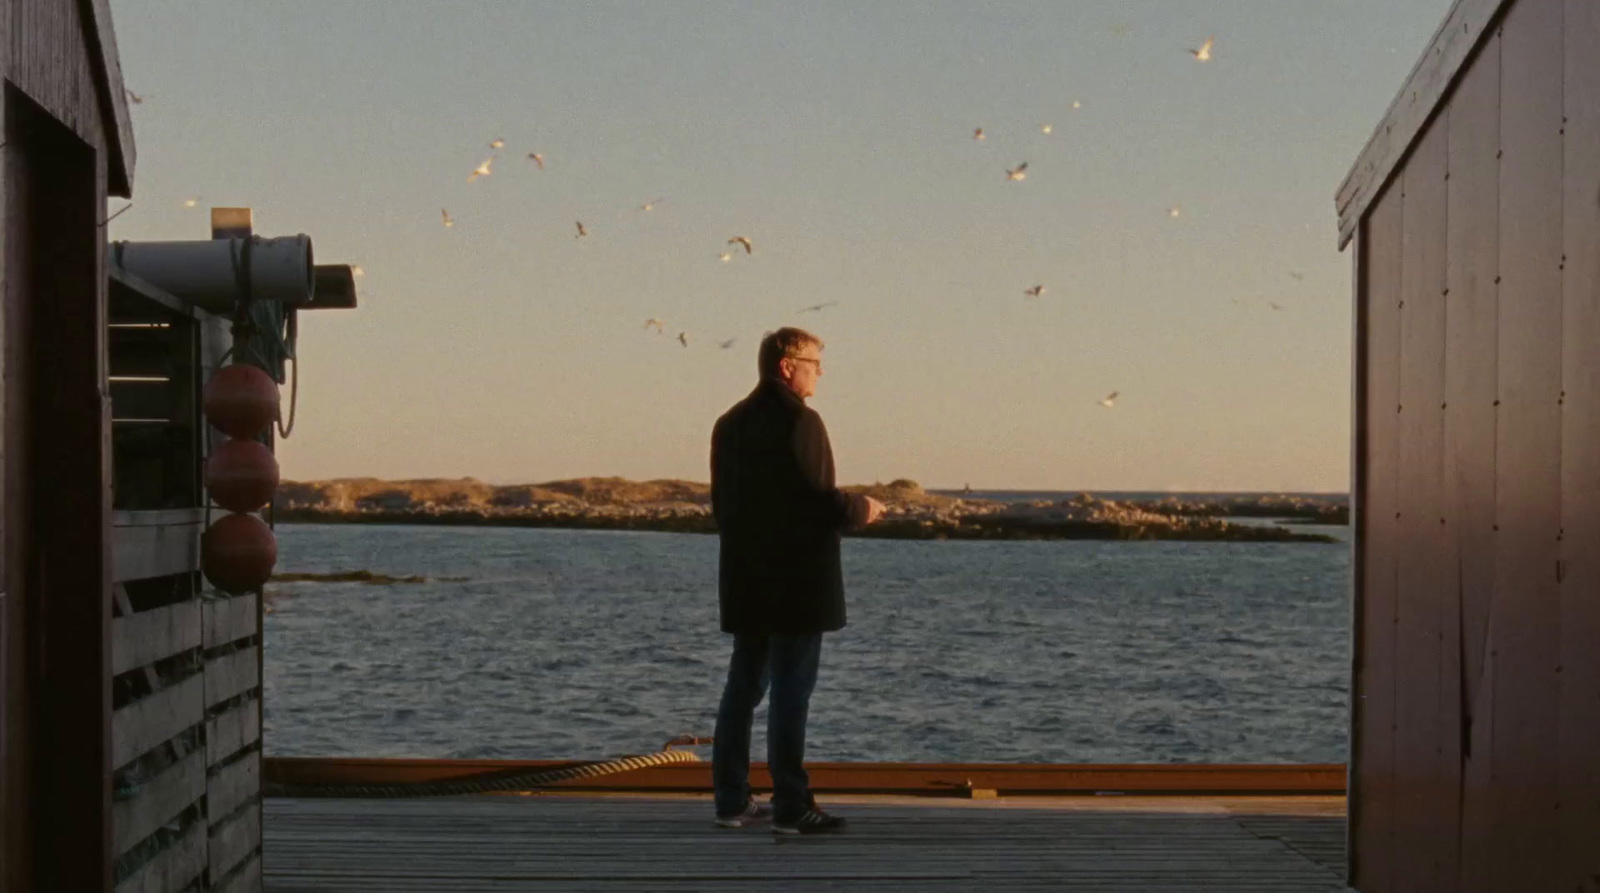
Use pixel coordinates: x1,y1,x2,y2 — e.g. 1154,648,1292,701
1338,0,1600,890
3,5,357,892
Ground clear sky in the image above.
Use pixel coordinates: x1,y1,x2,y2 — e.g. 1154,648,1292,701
107,0,1452,492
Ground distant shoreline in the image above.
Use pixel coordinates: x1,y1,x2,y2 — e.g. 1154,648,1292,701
269,477,1345,543
272,508,1341,543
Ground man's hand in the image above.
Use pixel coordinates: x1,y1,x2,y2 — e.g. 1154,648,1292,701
861,495,886,525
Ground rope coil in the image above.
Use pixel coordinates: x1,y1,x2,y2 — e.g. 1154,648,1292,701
264,739,709,799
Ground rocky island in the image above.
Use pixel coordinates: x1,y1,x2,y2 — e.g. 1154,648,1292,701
272,478,1343,543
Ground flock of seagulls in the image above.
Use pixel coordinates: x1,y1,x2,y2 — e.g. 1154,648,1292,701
136,28,1318,415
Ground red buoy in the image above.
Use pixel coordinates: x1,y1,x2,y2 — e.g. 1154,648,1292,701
201,512,277,594
203,363,279,439
206,439,280,513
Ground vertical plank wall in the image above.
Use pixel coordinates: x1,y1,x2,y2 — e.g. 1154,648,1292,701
1557,2,1600,890
1352,0,1600,888
1489,1,1563,889
1354,171,1401,893
1443,24,1500,891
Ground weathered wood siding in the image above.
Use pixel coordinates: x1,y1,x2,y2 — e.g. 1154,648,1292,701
1350,0,1600,888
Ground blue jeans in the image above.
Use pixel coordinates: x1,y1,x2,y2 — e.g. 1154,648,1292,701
712,632,823,821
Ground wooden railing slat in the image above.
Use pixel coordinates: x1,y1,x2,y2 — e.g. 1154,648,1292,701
205,649,259,708
113,748,207,855
203,594,257,649
113,674,204,769
113,601,201,676
207,751,260,823
208,697,261,768
113,819,206,893
208,802,261,885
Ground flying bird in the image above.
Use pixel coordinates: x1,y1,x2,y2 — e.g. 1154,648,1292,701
973,127,986,141
644,318,665,333
1024,285,1045,298
718,338,737,349
1006,162,1029,181
1072,100,1082,110
468,157,494,182
1099,391,1119,408
728,236,753,255
638,198,664,212
1269,301,1286,311
125,88,147,104
798,301,839,314
1168,205,1182,218
575,221,589,238
182,197,201,208
719,252,733,263
489,138,505,149
350,265,365,277
441,209,454,227
1189,37,1214,61
527,153,545,170
1040,124,1053,135
677,331,690,347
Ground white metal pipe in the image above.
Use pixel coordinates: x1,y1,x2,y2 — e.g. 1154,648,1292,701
112,235,315,312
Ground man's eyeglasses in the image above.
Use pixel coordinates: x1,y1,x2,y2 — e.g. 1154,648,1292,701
787,356,822,370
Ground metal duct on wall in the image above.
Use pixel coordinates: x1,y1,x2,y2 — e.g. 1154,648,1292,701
111,234,315,312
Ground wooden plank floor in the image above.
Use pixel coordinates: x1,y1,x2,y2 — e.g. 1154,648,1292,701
264,794,1350,892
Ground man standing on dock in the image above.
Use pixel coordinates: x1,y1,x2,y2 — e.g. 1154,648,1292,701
709,326,885,834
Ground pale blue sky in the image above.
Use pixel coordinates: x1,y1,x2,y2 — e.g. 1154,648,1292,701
108,0,1450,492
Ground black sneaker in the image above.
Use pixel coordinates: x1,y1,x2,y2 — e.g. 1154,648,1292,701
772,805,846,835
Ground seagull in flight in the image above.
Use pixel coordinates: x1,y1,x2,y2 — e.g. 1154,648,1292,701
1098,391,1119,408
718,338,737,349
973,127,986,141
468,157,494,182
798,301,839,314
527,153,545,170
1168,205,1182,218
719,252,733,263
182,197,201,208
441,209,454,227
1024,285,1045,298
638,198,664,212
125,88,147,104
1189,37,1214,62
1072,100,1082,110
728,236,753,255
489,137,505,149
1006,162,1028,181
1040,124,1053,135
575,221,589,239
644,318,665,333
677,331,690,347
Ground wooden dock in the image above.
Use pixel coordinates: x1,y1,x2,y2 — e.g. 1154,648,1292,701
262,793,1350,892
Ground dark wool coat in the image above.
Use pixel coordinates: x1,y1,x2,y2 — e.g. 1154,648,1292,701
710,379,861,634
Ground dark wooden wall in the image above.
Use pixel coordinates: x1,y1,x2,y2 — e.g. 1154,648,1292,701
2,0,127,890
1351,0,1600,890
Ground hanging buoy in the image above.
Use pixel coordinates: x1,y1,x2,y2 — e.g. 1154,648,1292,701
203,363,279,439
201,512,277,594
206,439,280,513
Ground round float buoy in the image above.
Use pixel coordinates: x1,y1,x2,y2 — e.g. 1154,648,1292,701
203,363,279,439
201,512,277,594
205,439,280,513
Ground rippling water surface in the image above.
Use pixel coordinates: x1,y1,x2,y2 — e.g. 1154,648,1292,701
265,519,1351,763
